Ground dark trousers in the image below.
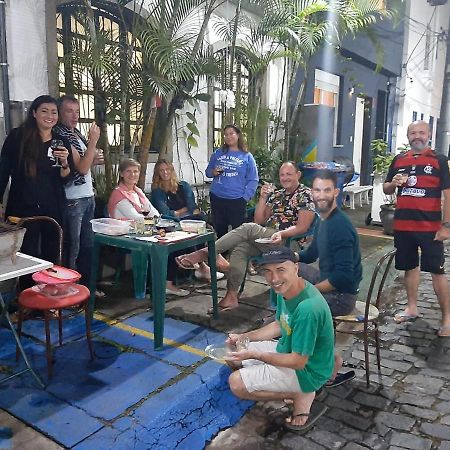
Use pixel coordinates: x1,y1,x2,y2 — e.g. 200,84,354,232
210,193,247,239
19,220,62,290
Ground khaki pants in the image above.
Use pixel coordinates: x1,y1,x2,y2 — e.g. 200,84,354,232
215,223,275,291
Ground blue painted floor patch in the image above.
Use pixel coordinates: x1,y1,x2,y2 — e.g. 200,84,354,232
18,315,108,345
0,427,13,450
97,325,203,366
0,374,104,448
123,313,227,350
46,341,180,421
0,312,249,449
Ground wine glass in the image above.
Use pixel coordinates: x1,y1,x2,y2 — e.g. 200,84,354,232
50,139,64,168
215,165,225,184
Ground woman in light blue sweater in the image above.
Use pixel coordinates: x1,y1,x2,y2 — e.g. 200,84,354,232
205,124,259,238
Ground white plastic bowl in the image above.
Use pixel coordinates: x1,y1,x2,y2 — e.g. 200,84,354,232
180,219,206,234
90,218,130,235
0,226,25,263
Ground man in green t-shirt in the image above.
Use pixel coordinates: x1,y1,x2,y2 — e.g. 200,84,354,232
227,246,334,433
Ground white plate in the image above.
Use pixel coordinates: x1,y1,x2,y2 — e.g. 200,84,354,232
255,238,274,244
205,344,234,361
134,236,159,242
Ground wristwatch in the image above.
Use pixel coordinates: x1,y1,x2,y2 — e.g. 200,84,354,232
442,222,450,228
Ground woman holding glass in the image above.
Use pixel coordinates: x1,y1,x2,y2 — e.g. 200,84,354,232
206,124,259,238
151,159,223,282
0,95,73,264
108,158,189,296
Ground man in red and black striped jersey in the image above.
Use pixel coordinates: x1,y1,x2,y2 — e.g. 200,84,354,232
383,121,450,337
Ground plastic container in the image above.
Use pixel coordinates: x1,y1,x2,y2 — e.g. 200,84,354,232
180,219,207,234
32,283,80,298
90,218,130,235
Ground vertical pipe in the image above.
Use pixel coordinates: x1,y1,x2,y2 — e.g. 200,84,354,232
0,0,11,134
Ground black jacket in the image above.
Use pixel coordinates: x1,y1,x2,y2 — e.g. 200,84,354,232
0,127,74,224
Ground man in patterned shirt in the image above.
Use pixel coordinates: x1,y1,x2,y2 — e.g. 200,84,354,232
384,120,450,336
176,162,316,312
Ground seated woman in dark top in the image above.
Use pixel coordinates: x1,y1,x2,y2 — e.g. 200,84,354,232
0,94,74,264
151,160,223,282
151,159,204,220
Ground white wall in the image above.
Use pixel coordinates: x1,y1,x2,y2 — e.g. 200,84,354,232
394,0,450,151
5,0,49,101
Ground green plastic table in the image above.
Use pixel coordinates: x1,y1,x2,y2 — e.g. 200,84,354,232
89,231,219,349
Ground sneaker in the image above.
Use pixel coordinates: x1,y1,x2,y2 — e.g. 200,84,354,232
325,370,355,388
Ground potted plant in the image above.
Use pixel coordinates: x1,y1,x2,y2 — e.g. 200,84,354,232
371,139,396,235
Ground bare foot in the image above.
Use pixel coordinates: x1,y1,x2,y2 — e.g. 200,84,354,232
286,392,316,427
216,254,230,272
217,291,239,309
330,353,343,382
197,262,210,277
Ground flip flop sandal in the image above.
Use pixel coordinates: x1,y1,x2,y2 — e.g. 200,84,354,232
437,325,450,337
175,255,200,270
394,311,418,324
284,405,328,433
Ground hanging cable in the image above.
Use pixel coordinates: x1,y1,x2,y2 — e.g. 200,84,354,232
404,7,437,68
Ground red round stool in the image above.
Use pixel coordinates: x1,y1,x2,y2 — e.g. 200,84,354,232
16,284,94,379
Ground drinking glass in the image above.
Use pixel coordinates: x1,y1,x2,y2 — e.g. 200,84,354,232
50,139,64,168
215,166,225,184
236,337,249,351
264,182,275,195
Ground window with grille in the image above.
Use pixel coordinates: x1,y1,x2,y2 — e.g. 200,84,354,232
56,3,144,152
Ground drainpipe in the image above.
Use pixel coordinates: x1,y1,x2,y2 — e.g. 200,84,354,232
0,0,11,134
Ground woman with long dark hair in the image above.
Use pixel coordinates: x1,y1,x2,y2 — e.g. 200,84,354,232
0,95,73,263
206,124,259,238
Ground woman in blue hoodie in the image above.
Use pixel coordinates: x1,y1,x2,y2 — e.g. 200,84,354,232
206,124,259,238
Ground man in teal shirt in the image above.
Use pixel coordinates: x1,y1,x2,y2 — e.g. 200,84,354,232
227,246,334,433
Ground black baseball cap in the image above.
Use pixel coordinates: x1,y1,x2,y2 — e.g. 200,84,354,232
258,246,299,265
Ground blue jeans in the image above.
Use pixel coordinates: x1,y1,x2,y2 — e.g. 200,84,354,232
298,263,357,316
64,196,95,285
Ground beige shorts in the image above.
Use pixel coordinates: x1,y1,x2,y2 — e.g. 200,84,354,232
239,341,302,393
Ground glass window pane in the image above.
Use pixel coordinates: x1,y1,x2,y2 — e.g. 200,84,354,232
79,94,95,119
57,42,64,58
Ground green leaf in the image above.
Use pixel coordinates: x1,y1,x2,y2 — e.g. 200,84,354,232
187,134,198,147
194,93,211,102
186,111,197,123
186,122,200,136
